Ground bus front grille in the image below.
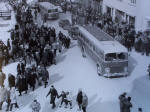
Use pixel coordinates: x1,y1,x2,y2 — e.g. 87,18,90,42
110,67,124,73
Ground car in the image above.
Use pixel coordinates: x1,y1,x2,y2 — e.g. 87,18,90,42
59,19,71,30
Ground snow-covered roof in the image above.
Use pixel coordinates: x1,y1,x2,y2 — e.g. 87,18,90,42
78,26,128,54
38,2,57,9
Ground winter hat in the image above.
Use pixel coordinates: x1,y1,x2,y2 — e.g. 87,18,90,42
78,88,82,92
122,92,127,96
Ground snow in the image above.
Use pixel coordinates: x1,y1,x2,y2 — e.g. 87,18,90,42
1,2,150,112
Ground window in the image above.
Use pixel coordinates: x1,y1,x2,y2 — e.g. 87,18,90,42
131,0,136,4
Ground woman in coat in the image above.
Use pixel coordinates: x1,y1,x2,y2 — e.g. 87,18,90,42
82,93,88,112
76,89,83,111
0,71,6,87
16,73,28,96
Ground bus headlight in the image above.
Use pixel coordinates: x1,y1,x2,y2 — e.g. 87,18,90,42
124,67,127,72
105,68,110,73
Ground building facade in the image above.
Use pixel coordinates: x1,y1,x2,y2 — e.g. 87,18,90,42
102,0,150,32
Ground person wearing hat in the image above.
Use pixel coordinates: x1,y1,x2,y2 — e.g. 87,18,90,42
46,85,59,109
30,99,41,112
119,92,127,112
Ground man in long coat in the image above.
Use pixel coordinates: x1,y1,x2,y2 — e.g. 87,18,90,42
46,85,58,109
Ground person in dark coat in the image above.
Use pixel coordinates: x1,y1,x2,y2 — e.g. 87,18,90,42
119,92,127,112
42,67,49,88
8,73,15,89
16,73,28,96
46,85,58,109
28,69,37,91
123,97,132,112
76,89,83,111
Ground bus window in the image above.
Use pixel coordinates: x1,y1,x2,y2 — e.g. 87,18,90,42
105,53,117,61
117,53,127,60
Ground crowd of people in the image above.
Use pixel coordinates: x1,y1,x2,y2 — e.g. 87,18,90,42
0,0,150,112
0,1,71,111
71,5,150,55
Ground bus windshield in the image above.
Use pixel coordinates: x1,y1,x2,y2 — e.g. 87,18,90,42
105,53,127,61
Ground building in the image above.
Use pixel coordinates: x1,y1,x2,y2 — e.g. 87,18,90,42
102,0,150,32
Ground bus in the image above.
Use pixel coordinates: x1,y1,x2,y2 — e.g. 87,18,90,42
38,2,59,20
77,25,128,78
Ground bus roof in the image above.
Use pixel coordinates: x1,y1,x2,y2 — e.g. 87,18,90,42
78,26,128,54
83,25,114,41
38,2,57,9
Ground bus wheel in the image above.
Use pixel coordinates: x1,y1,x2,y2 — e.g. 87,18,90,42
97,64,102,76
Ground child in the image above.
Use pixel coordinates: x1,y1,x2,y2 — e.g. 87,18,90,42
10,87,19,111
64,91,73,109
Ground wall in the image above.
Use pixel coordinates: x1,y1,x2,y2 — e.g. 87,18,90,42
103,0,137,17
135,0,150,31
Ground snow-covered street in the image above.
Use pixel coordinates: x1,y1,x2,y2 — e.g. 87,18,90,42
0,1,150,112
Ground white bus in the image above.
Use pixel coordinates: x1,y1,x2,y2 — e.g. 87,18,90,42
38,2,59,20
77,25,128,78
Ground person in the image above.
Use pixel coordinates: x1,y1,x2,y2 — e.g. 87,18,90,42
28,69,37,91
81,46,86,58
0,87,10,110
42,67,49,88
138,108,142,112
8,73,16,89
82,93,88,112
119,92,127,112
76,89,83,111
30,99,41,112
9,87,19,111
64,91,72,109
46,85,59,109
59,91,67,108
0,71,6,87
7,38,11,50
16,73,28,96
124,96,132,112
147,64,150,79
